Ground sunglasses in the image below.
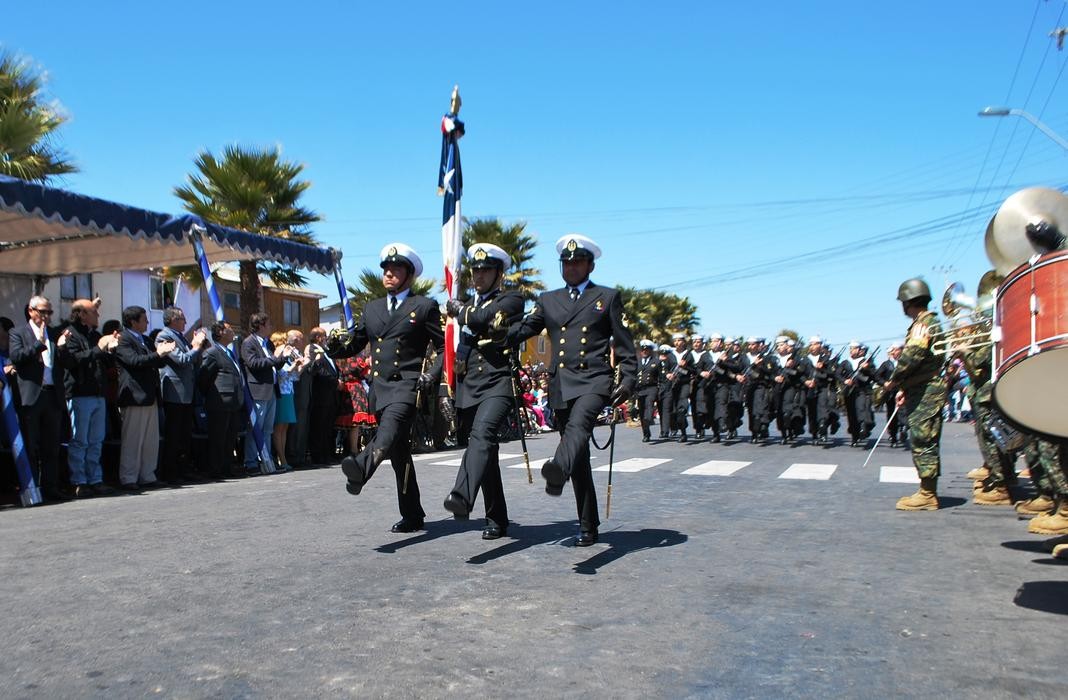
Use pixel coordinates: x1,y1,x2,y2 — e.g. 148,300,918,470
34,308,54,316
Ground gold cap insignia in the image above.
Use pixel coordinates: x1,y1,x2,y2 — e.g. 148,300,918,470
566,239,578,252
473,248,487,261
387,246,398,256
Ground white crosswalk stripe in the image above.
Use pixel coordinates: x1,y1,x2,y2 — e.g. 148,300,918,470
411,452,460,462
879,466,919,483
429,453,523,467
779,463,837,480
593,457,671,473
682,460,752,476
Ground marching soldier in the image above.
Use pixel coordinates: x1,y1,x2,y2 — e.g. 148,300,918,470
666,332,694,442
330,243,445,533
704,333,730,442
801,336,834,444
1020,437,1068,535
773,336,804,443
689,335,712,440
882,278,947,511
725,337,746,438
635,339,661,442
874,343,904,447
839,341,877,447
441,243,525,539
507,234,636,546
957,335,1018,506
741,337,776,443
656,343,674,439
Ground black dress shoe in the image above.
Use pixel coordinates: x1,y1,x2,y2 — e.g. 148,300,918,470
642,435,650,443
443,493,470,520
679,433,688,443
541,460,566,496
576,530,598,547
391,518,424,533
341,455,365,495
482,523,507,540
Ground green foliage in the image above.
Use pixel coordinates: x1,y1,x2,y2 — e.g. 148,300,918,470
174,145,321,328
616,286,700,345
347,268,438,313
460,218,544,301
0,49,77,182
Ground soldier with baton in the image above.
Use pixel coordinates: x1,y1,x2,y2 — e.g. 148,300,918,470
506,234,636,546
442,242,525,540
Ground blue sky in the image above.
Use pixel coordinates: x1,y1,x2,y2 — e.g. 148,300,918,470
5,1,1066,349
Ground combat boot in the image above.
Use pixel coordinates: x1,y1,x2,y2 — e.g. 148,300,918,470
896,477,939,511
1027,503,1068,535
966,465,990,481
1015,495,1055,517
973,484,1013,506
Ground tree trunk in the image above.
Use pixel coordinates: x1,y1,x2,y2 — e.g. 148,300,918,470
239,260,263,332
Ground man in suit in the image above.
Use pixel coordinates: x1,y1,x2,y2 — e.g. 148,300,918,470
306,326,341,466
55,297,119,498
634,339,661,443
240,312,287,473
114,305,175,490
441,242,525,539
9,295,70,502
197,322,246,479
507,234,636,546
329,243,445,533
156,306,208,483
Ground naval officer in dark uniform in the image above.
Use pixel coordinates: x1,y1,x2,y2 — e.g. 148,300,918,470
634,339,661,442
330,243,444,533
441,243,525,540
507,234,636,546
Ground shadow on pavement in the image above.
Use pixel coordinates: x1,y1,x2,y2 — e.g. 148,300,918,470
1001,539,1050,554
938,496,968,509
373,518,482,554
1013,581,1068,615
466,523,687,575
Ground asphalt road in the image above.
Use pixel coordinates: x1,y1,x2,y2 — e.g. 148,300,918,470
2,417,1066,699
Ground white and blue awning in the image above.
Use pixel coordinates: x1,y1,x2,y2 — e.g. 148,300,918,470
0,174,338,275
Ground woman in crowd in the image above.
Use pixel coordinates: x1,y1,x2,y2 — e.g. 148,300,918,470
271,331,308,472
336,353,376,456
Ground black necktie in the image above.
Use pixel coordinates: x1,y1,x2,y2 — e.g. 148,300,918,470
390,296,398,314
569,287,579,302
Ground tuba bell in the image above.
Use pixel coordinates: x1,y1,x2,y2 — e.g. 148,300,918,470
930,275,997,356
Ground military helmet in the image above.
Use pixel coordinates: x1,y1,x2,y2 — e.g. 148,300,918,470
897,277,932,303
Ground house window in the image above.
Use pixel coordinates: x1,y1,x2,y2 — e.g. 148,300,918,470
60,274,92,301
150,274,175,311
282,298,301,326
537,336,547,354
223,292,240,309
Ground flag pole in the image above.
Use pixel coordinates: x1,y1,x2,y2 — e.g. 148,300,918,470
438,85,465,398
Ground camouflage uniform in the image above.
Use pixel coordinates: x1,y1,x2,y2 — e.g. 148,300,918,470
1023,437,1068,499
961,343,1014,485
888,310,946,479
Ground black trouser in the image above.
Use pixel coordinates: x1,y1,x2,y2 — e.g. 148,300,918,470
636,387,657,438
309,388,339,464
669,383,690,433
779,384,806,437
206,407,242,477
287,377,312,466
746,383,771,436
451,396,511,527
551,393,604,533
712,382,731,435
18,390,62,493
690,381,708,434
883,399,900,442
160,402,194,480
845,388,875,440
355,401,424,523
807,387,833,437
657,385,672,437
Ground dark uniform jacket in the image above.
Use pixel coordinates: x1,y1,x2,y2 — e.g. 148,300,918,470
114,328,166,407
198,344,245,411
330,294,445,409
56,321,109,399
636,354,662,392
453,289,525,410
508,283,636,409
669,349,695,386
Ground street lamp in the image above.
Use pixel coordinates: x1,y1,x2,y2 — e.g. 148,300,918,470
978,106,1068,152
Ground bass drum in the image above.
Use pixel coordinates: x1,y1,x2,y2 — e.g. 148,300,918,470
992,250,1068,438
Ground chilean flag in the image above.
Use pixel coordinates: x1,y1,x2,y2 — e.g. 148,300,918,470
438,109,464,391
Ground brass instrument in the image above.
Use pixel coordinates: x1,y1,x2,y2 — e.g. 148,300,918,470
930,274,1000,356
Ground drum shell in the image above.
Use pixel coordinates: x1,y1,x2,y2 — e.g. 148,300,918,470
992,250,1068,438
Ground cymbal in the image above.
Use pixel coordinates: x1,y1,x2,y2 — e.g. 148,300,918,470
987,187,1068,275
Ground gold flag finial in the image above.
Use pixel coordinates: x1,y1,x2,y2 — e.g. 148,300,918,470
450,85,462,115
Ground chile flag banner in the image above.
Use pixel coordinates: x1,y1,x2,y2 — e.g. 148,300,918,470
438,87,464,391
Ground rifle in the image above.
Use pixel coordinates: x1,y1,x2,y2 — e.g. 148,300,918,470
846,346,881,385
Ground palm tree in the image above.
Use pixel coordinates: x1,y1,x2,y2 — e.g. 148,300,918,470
347,268,438,314
0,49,77,182
174,145,321,330
461,218,544,301
616,286,700,345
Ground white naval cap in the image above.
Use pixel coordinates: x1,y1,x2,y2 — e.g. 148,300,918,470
671,332,687,341
639,338,656,349
775,335,790,344
849,339,861,348
467,242,511,269
707,332,724,341
787,338,797,346
808,335,823,344
555,234,602,261
746,336,759,344
658,343,672,353
890,342,904,350
380,242,423,277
